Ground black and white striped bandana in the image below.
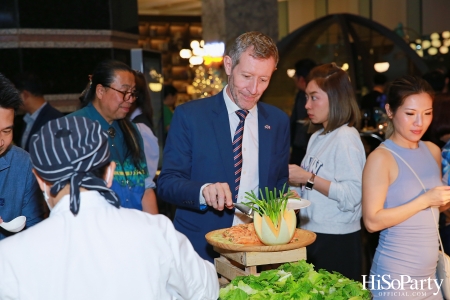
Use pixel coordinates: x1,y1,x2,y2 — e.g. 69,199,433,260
29,116,120,214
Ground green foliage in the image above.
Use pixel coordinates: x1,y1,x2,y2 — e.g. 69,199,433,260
219,260,371,300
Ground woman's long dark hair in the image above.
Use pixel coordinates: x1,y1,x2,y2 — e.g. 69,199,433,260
133,71,154,130
83,60,145,172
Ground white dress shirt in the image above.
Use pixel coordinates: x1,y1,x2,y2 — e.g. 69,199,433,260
130,108,159,187
199,86,259,225
135,123,159,180
0,191,219,300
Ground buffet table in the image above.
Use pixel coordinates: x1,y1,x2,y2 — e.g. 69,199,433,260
206,226,316,283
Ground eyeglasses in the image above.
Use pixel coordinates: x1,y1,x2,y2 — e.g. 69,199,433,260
104,85,138,102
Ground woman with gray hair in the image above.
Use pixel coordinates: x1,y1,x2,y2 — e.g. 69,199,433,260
0,116,219,300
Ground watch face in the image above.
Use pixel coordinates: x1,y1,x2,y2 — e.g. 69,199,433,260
305,181,313,190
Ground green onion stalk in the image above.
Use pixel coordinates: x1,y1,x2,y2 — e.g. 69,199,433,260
243,184,294,228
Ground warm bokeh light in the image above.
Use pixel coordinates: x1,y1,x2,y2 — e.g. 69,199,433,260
203,56,223,66
204,42,225,57
374,62,389,73
148,83,162,92
440,46,449,54
190,40,200,49
431,39,442,48
287,69,296,78
422,40,431,49
430,32,440,40
189,56,203,65
179,49,192,59
192,47,204,56
428,47,438,55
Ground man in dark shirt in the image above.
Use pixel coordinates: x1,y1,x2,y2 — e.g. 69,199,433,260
360,73,387,128
12,72,63,152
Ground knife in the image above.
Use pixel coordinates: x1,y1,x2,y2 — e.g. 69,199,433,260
233,203,254,218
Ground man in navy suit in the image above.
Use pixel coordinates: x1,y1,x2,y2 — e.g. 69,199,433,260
158,32,290,262
12,72,63,152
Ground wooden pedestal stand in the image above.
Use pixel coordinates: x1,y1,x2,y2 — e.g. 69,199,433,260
205,226,316,285
214,246,306,285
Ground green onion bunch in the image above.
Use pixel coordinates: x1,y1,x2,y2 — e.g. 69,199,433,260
243,184,294,228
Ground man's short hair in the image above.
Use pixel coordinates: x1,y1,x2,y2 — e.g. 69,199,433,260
163,84,178,99
226,31,279,69
11,72,45,96
0,72,23,111
373,73,388,86
294,59,316,78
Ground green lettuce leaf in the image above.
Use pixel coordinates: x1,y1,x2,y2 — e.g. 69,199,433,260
219,260,370,300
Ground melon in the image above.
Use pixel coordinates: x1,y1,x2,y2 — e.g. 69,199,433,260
254,209,297,245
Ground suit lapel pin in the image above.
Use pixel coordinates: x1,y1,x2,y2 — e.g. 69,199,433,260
265,125,271,130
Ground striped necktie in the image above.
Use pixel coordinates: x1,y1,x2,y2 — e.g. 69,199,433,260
233,109,249,201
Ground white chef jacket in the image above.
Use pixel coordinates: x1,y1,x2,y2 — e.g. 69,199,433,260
0,191,218,300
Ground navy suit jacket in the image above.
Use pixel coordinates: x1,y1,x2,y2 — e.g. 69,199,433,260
24,103,64,152
157,92,290,262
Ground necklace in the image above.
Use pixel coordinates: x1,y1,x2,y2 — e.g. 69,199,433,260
108,126,130,187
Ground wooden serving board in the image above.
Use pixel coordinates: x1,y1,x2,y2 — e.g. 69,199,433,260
205,228,316,252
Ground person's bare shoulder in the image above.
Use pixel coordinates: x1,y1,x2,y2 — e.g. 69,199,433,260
366,146,392,166
363,146,396,183
423,141,441,165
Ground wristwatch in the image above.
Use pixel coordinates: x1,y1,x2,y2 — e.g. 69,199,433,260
305,173,316,190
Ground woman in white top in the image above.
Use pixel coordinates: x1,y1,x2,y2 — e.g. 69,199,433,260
131,71,160,182
289,63,366,281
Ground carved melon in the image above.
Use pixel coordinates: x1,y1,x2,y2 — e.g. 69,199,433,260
254,209,296,245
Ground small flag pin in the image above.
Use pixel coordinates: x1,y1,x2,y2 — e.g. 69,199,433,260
264,125,271,129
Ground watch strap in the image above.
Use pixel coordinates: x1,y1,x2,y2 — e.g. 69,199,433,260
305,173,316,190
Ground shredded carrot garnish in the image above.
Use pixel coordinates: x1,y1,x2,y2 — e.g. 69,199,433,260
223,223,263,245
222,223,300,245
